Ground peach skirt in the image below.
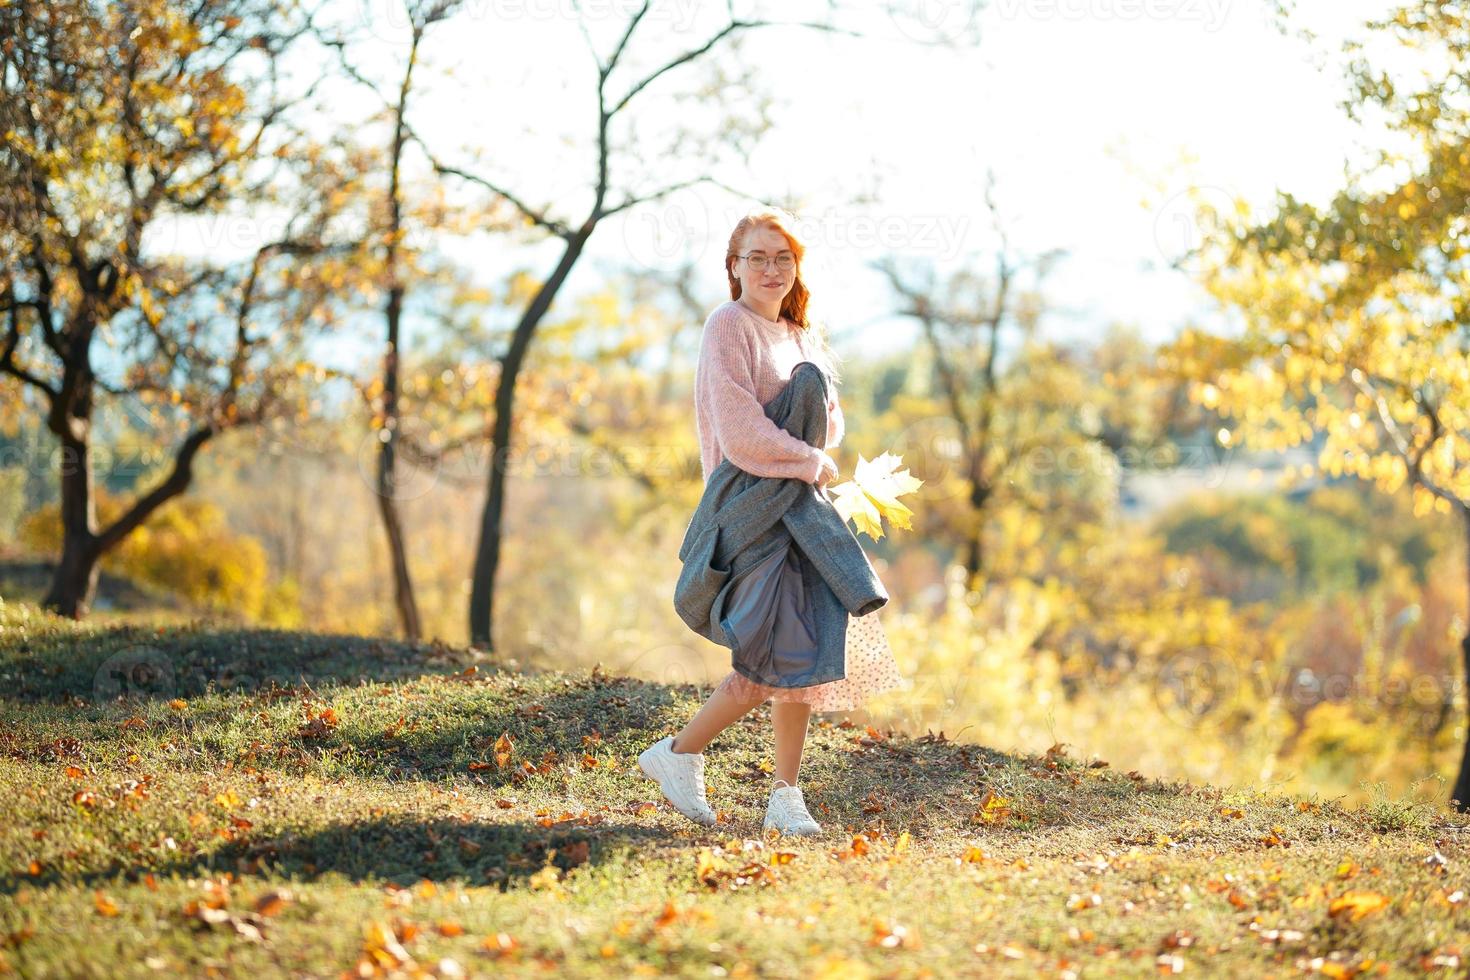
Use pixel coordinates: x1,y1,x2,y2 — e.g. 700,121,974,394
713,606,911,712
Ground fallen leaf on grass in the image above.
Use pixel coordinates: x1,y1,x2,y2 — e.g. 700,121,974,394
359,919,415,974
494,732,514,768
1258,825,1290,848
527,865,562,894
869,919,918,949
254,890,292,917
1158,929,1194,950
971,789,1011,825
1066,893,1101,911
652,901,680,929
695,846,779,890
297,706,339,740
481,932,520,958
1327,890,1390,923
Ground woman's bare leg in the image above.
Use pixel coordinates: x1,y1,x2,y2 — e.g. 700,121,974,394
770,700,813,786
671,685,764,754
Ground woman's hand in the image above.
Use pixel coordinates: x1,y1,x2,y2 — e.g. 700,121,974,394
813,450,838,487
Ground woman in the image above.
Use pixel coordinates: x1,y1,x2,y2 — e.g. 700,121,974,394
638,206,910,836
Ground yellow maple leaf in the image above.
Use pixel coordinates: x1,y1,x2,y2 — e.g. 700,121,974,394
827,451,923,541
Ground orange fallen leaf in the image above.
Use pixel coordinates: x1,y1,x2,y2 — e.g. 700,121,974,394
254,890,291,917
1328,890,1390,922
653,901,680,929
482,932,519,957
869,919,918,948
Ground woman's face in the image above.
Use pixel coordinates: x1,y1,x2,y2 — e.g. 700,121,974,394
732,225,796,304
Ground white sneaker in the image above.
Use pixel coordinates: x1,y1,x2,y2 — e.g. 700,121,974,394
763,780,822,836
637,736,717,826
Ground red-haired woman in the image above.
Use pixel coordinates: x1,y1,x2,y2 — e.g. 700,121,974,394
638,206,910,836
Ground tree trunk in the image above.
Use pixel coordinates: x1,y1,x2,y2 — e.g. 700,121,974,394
467,228,593,650
377,284,422,640
42,370,213,619
962,476,991,592
373,29,423,642
41,437,100,618
1450,506,1470,813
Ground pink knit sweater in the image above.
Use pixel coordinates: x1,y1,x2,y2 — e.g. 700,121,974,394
695,299,845,484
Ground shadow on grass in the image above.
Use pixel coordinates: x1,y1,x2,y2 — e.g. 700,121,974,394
3,664,1188,844
0,619,511,704
1,677,704,782
2,813,667,897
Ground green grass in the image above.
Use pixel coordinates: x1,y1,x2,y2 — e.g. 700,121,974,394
1,596,1467,978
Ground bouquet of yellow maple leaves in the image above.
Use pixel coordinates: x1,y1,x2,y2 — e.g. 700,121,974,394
824,451,923,540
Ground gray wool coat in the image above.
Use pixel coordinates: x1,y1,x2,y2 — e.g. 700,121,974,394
673,360,889,689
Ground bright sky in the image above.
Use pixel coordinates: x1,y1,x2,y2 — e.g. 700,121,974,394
156,0,1404,367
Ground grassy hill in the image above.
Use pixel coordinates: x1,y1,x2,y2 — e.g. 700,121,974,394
0,597,1467,978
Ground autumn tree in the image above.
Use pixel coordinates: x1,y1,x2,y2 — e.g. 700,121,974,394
403,2,986,650
0,0,368,617
1169,0,1470,808
874,176,1093,586
313,0,481,641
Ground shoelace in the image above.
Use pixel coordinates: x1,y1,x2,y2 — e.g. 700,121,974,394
785,793,815,823
771,787,817,827
677,753,711,808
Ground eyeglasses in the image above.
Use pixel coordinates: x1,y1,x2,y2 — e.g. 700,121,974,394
737,252,796,272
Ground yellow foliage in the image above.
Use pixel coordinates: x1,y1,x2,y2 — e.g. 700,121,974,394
17,489,290,623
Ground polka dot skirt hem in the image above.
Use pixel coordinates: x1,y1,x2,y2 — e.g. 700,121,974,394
713,607,912,712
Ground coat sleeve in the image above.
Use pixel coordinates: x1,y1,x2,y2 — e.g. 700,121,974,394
699,310,825,483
